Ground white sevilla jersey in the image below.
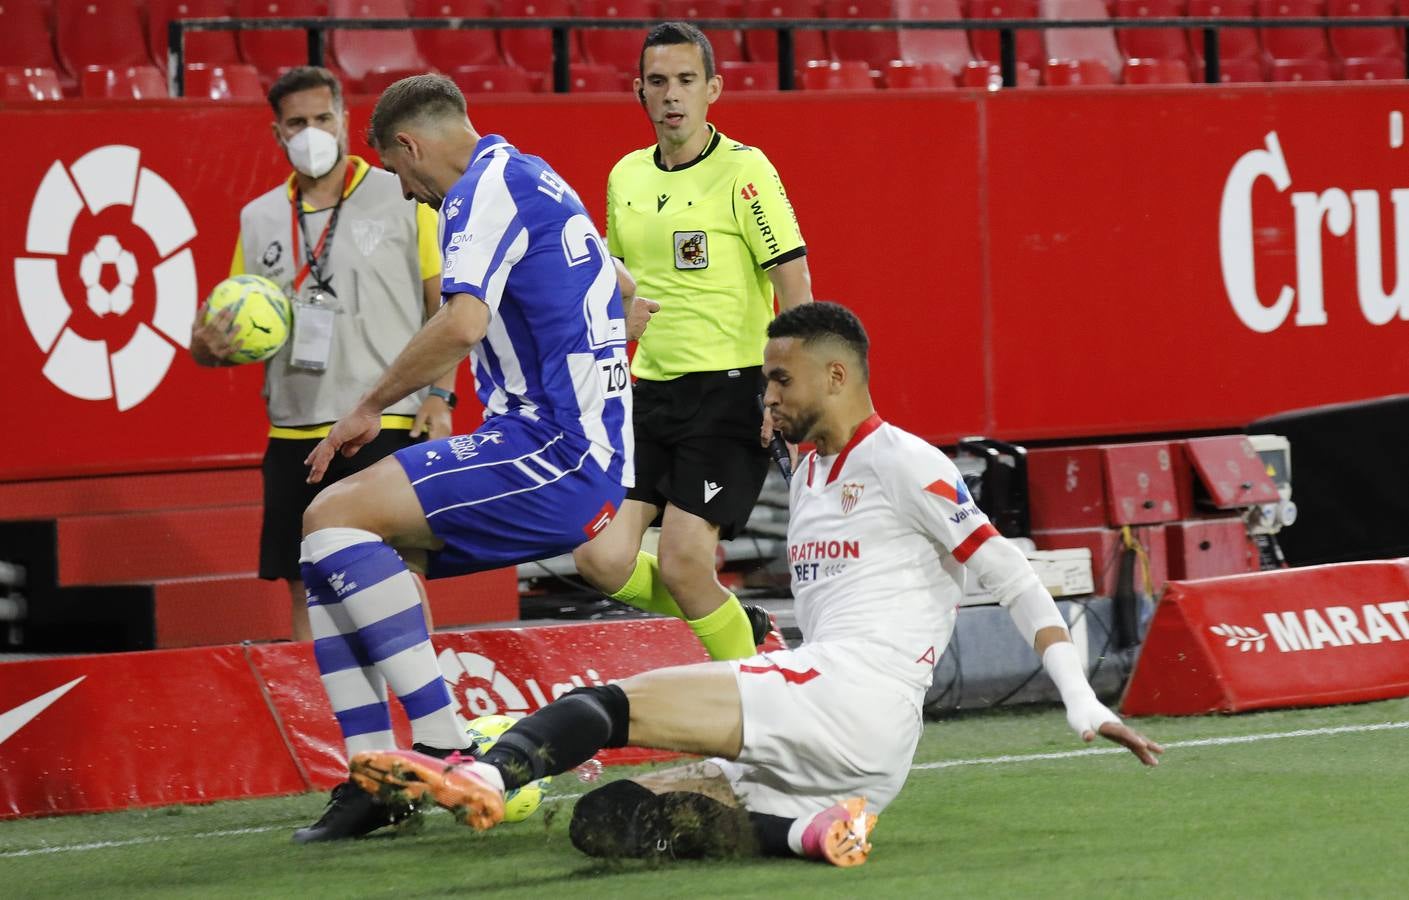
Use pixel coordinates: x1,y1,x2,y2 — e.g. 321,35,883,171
788,415,1046,694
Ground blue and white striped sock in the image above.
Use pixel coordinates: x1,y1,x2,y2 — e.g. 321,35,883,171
304,575,394,758
302,527,470,753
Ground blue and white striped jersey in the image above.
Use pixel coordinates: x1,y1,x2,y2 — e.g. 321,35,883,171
439,135,633,487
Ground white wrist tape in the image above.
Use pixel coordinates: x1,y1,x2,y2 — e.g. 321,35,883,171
1043,641,1120,738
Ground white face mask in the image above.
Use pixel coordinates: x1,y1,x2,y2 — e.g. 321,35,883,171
286,126,341,179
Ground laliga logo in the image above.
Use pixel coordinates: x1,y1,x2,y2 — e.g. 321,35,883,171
13,145,197,410
436,647,612,718
1221,126,1409,334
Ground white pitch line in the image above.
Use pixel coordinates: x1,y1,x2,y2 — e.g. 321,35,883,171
912,720,1409,770
5,721,1408,859
0,825,287,859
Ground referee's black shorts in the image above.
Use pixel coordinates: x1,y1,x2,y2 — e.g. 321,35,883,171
259,429,419,581
628,366,771,540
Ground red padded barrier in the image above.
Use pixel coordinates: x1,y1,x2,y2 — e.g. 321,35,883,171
0,618,786,816
1122,560,1409,715
0,646,307,818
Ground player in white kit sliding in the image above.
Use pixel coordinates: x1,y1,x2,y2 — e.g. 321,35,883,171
348,302,1163,867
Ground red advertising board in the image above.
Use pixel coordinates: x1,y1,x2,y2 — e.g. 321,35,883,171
0,617,782,818
1121,559,1409,716
6,86,1409,482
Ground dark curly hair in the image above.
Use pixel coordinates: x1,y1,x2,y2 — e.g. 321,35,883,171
767,302,870,380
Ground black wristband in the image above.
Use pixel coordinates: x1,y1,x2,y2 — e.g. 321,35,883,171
427,386,457,409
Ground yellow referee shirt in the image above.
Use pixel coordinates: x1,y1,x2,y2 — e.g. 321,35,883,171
606,127,806,381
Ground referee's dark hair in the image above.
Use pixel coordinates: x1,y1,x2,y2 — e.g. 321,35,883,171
268,66,343,118
367,74,467,151
640,22,717,80
768,302,870,381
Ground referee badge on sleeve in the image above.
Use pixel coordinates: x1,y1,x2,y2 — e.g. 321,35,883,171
674,231,708,269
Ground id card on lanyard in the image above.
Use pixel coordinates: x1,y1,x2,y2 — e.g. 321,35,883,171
289,165,354,371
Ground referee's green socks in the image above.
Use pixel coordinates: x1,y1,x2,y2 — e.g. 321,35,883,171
609,552,757,660
609,552,683,618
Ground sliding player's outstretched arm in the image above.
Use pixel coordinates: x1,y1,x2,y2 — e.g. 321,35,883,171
891,445,1164,767
305,295,488,483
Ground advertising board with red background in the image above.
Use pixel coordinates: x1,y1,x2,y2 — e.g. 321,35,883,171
9,85,1409,483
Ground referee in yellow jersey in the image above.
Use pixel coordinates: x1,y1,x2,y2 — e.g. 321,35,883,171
573,22,813,661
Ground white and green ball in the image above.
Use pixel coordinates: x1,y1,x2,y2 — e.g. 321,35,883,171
204,274,292,364
466,714,552,823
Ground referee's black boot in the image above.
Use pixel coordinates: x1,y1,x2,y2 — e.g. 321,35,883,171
744,603,775,647
291,780,407,843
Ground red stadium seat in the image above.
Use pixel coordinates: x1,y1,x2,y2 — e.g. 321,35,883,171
57,0,156,74
959,58,1042,86
499,0,584,78
1123,56,1194,81
965,0,1046,72
1114,0,1190,63
569,60,624,90
1258,0,1331,62
882,59,958,86
1187,0,1265,77
1270,56,1335,78
360,66,418,93
0,0,63,71
896,0,974,74
235,0,329,84
578,0,653,75
150,0,242,68
329,0,430,91
660,0,747,63
448,62,537,92
81,63,170,97
1043,56,1119,84
1041,0,1124,79
411,0,503,71
720,59,779,88
826,0,902,69
799,58,876,87
0,66,64,100
1340,56,1405,78
1329,0,1400,64
1205,56,1266,79
742,0,832,70
184,61,265,97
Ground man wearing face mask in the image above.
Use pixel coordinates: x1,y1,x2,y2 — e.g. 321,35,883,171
189,66,455,654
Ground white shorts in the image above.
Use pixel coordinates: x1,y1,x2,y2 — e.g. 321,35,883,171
712,642,924,820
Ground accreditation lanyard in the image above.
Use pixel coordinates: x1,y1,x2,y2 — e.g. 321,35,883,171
290,163,357,296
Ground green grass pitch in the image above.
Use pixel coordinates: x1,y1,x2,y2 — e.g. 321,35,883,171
4,697,1407,899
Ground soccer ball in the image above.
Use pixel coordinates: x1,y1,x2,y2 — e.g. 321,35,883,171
465,714,553,823
203,274,291,364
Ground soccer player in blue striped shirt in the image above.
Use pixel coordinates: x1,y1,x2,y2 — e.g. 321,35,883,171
291,75,636,842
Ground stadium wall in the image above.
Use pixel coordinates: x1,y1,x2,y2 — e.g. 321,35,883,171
6,85,1409,482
